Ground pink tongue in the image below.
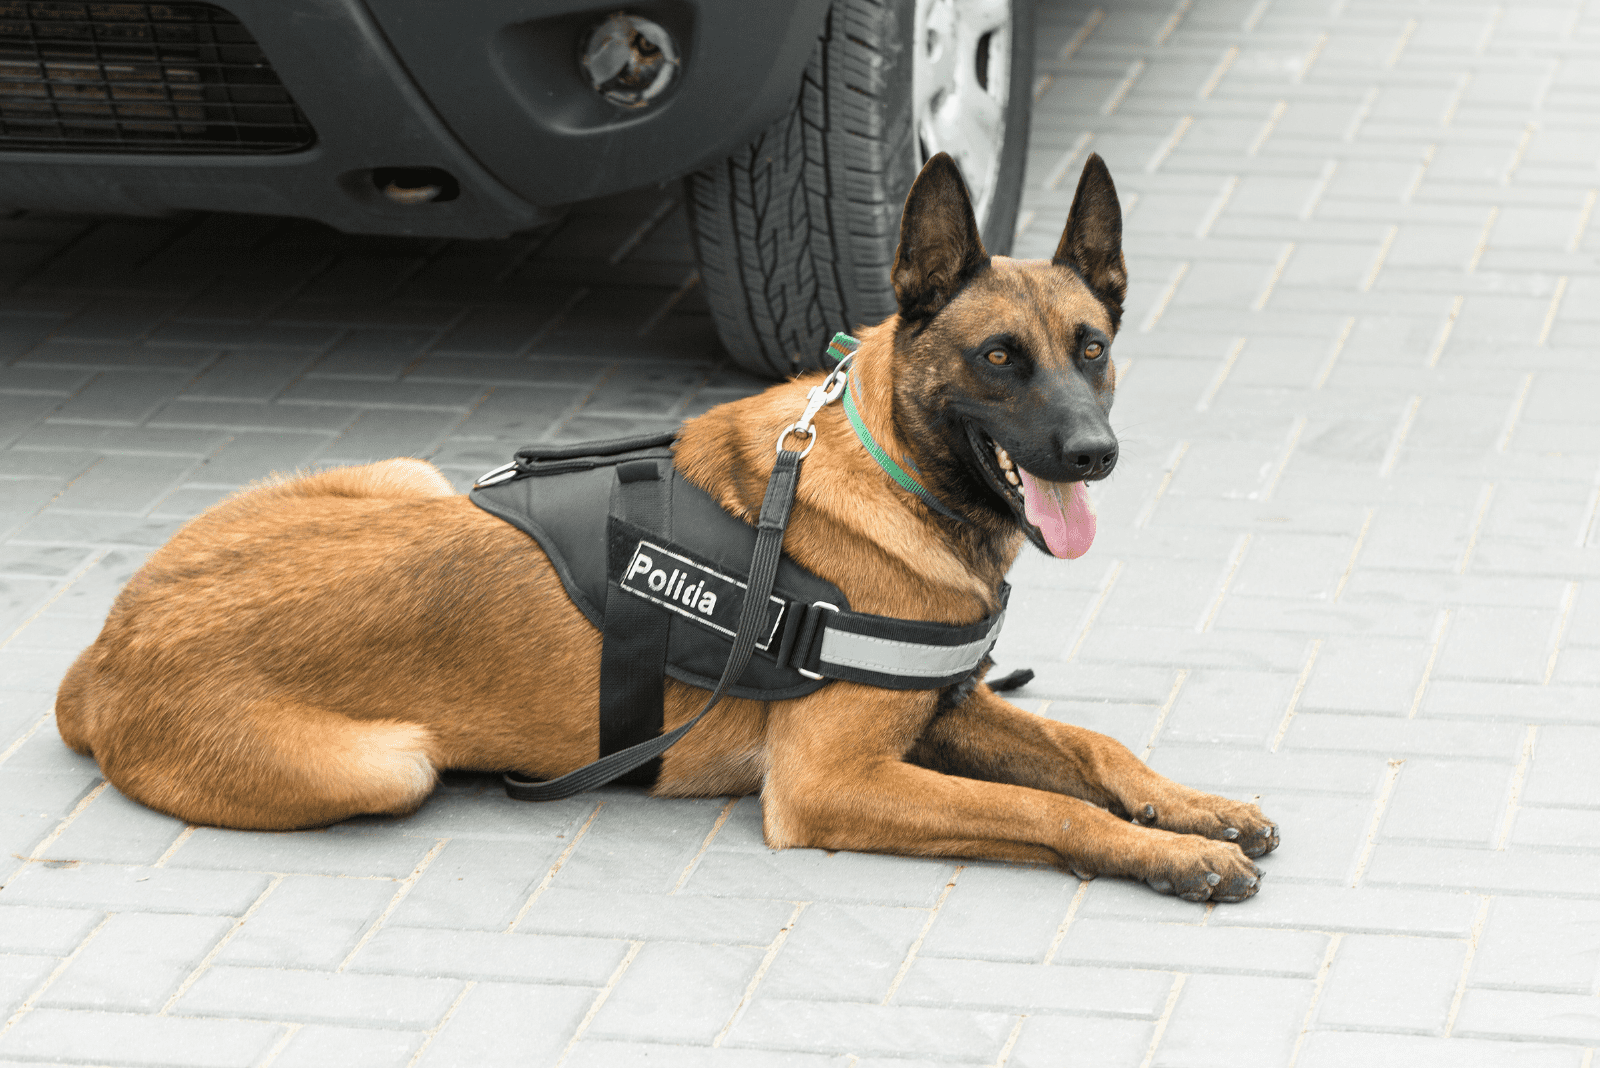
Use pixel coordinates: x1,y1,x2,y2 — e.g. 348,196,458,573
1018,471,1097,559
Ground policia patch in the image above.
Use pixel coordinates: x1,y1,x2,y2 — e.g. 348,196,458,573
470,429,1008,790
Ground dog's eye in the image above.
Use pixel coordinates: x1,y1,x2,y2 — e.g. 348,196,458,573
1084,341,1105,359
986,349,1010,366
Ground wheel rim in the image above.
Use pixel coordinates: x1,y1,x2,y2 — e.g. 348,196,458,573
912,0,1012,228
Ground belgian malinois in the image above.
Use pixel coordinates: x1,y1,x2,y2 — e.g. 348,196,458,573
55,154,1277,903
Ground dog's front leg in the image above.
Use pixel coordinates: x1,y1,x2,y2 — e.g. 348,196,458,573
761,684,1264,903
905,686,1279,861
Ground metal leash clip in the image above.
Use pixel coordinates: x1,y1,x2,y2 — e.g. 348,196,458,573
775,349,853,458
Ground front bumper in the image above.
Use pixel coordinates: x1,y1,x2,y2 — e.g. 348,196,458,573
0,0,831,238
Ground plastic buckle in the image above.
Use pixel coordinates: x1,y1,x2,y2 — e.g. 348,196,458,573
474,460,519,489
796,600,838,680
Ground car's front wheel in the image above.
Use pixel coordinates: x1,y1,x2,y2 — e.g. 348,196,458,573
688,0,1034,379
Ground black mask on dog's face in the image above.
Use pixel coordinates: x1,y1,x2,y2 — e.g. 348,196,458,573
889,152,1125,559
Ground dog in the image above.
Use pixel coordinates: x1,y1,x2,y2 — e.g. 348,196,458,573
55,154,1277,903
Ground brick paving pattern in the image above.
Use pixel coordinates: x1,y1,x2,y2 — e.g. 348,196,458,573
2,0,1598,1064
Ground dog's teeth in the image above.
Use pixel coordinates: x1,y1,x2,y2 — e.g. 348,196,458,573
1005,470,1020,487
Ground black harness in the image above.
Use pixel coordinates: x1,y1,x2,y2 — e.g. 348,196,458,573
469,347,1010,800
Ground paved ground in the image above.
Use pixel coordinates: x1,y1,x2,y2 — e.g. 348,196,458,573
2,0,1598,1064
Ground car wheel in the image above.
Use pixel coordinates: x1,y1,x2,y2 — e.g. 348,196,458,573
687,0,1034,379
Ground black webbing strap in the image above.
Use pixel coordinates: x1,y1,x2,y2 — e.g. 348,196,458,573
596,459,670,786
504,447,806,802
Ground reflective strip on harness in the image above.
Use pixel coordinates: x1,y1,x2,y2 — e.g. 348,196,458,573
820,611,1006,680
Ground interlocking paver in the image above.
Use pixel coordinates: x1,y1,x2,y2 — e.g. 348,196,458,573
37,912,232,1012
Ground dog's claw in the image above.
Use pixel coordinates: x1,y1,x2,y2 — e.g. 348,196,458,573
1205,872,1221,886
1071,866,1096,881
1222,827,1239,840
1143,804,1157,821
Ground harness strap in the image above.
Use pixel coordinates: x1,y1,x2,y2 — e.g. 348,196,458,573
503,447,806,802
597,459,670,785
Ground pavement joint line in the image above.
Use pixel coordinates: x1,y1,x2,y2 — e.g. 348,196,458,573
1315,316,1354,389
1246,101,1285,156
1140,261,1188,331
1042,878,1092,965
713,902,806,1046
1332,508,1375,602
152,824,198,868
1141,669,1189,761
1542,581,1578,685
1058,8,1104,62
336,838,448,972
1294,32,1327,83
1031,74,1052,103
1402,144,1436,203
1475,9,1500,54
1299,160,1337,220
1285,932,1344,1068
672,795,739,893
1135,441,1188,528
991,1014,1028,1067
1537,276,1568,345
256,1021,300,1068
635,269,701,339
1440,71,1471,126
1271,638,1323,754
0,912,113,1040
1102,59,1146,115
1194,534,1250,634
542,360,617,443
1360,225,1397,292
1408,609,1453,719
1013,209,1035,244
1502,121,1538,185
161,874,286,1015
1197,47,1237,98
0,710,50,774
1427,296,1464,368
1566,189,1595,252
1386,18,1418,67
1580,1049,1594,1068
1194,336,1244,412
608,195,679,265
1137,973,1188,1068
1065,558,1122,661
404,980,477,1068
1153,0,1192,46
521,285,592,358
1254,242,1294,310
1456,483,1495,574
1493,725,1538,850
882,867,964,1005
1348,758,1405,888
1242,0,1267,32
1378,395,1421,478
1343,86,1379,141
25,779,107,862
1443,896,1493,1037
1577,460,1600,548
1044,131,1095,190
506,800,605,931
1194,175,1238,237
1467,206,1499,272
1257,414,1305,501
1495,373,1534,451
1145,115,1194,173
0,544,109,651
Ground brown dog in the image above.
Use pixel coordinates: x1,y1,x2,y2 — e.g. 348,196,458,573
55,154,1277,903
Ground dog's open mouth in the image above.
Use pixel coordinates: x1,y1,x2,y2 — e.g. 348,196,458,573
966,424,1097,560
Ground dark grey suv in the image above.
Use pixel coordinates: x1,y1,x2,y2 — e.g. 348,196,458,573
0,0,1033,376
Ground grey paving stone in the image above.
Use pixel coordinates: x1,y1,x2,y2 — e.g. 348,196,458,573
1207,884,1481,938
170,827,436,878
272,1025,423,1068
0,862,271,916
181,352,317,401
0,954,57,1017
1152,974,1313,1068
1316,933,1467,1033
683,849,958,908
1054,918,1328,978
174,965,464,1029
0,1008,284,1067
897,958,1171,1018
1382,759,1514,846
0,905,102,956
1454,988,1600,1044
920,863,1075,964
589,942,765,1045
46,369,192,425
215,875,395,970
38,911,233,1012
44,785,186,865
1296,1031,1586,1068
565,1042,844,1068
1009,1014,1153,1068
756,902,923,1003
0,771,100,859
413,983,595,1068
1365,843,1600,897
44,454,195,515
553,795,730,895
724,999,1015,1061
1521,726,1600,807
1470,896,1600,994
350,927,626,985
516,887,795,944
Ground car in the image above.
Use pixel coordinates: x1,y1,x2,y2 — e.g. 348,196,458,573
0,0,1033,377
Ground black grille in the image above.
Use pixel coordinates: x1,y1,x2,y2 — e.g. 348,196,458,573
0,2,315,153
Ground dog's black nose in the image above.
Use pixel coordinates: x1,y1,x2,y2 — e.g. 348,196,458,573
1063,436,1117,479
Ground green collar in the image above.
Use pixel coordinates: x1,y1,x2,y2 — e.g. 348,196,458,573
826,333,966,523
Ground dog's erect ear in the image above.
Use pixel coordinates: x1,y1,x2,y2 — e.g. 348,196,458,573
1054,154,1127,324
893,153,989,322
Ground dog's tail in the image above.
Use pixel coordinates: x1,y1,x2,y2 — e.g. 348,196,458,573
232,457,456,506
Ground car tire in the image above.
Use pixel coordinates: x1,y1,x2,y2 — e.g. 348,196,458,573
687,0,1035,380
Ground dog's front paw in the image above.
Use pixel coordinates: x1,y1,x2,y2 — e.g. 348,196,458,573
1137,836,1263,904
1127,793,1279,858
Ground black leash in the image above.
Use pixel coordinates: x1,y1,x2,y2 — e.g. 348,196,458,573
503,356,849,802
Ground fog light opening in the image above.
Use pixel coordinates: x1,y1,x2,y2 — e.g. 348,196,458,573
581,12,679,109
373,167,459,205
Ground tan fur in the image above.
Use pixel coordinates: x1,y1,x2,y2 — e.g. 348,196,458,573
57,158,1277,900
